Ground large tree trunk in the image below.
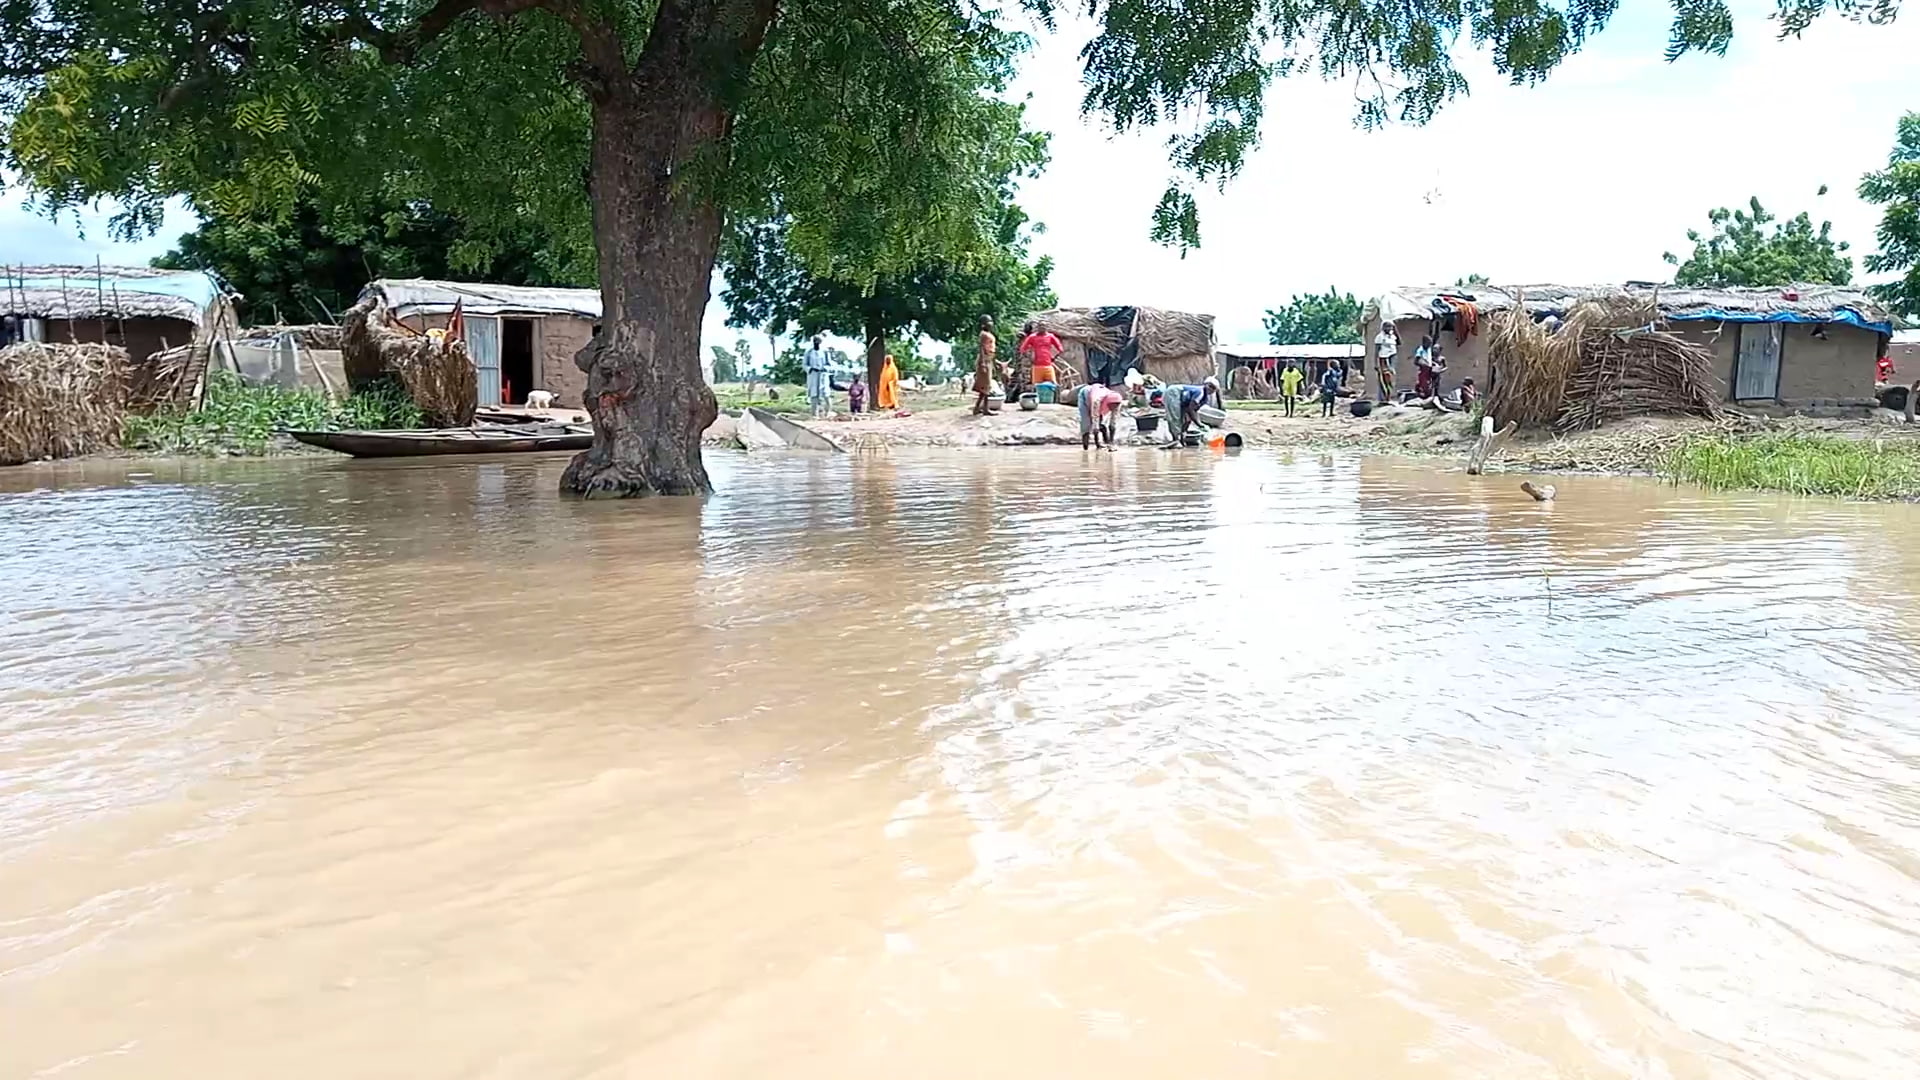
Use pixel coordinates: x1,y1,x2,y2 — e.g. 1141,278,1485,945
559,0,777,497
864,308,887,396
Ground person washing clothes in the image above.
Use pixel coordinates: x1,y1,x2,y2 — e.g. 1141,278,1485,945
1162,377,1223,445
803,335,831,418
1079,383,1126,450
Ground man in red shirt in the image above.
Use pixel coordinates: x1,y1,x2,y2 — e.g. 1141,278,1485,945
1017,322,1064,388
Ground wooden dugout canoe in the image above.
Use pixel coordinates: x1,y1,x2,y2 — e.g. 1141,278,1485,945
287,423,594,458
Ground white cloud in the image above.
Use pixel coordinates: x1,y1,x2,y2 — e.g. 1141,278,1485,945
0,183,194,268
1004,0,1920,343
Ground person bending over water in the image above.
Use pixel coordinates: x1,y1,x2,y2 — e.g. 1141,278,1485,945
1162,377,1222,445
1080,383,1125,450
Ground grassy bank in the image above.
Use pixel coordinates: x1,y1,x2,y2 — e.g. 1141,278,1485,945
123,374,422,456
1664,432,1920,499
713,381,809,414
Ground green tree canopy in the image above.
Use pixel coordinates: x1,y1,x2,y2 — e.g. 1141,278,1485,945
1663,195,1854,287
723,200,1055,387
153,199,592,325
1860,112,1920,320
2,0,1881,494
1263,288,1361,345
768,340,851,385
883,335,938,378
708,336,751,382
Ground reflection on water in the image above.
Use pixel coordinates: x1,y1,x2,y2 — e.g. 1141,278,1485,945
4,449,1920,1079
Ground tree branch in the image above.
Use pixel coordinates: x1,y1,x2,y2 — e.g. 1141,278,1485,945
408,0,625,80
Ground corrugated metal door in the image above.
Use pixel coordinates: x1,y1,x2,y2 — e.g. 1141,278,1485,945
467,315,502,406
1734,323,1782,400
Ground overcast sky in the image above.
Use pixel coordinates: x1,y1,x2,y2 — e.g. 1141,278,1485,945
4,0,1917,366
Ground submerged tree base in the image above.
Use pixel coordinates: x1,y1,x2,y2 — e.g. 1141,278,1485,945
560,451,712,498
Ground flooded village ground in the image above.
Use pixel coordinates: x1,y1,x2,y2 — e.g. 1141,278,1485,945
5,446,1920,1078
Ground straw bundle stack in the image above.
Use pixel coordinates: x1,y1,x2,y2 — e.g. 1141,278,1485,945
342,296,476,427
1488,296,1722,433
1487,295,1577,427
0,342,129,464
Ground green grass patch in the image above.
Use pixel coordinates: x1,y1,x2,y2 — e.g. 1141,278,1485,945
713,382,810,414
123,373,423,456
1664,433,1920,499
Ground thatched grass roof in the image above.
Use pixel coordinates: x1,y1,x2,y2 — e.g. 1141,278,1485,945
1,265,227,322
1027,306,1215,358
365,279,600,320
1370,282,1892,332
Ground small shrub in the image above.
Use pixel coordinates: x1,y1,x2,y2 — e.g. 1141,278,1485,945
123,373,426,456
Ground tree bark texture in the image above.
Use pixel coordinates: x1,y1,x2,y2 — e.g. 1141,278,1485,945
559,0,777,497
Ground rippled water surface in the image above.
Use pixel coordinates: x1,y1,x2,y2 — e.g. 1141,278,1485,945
4,448,1920,1079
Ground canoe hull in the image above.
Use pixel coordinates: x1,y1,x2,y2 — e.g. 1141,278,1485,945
743,408,844,452
289,427,594,458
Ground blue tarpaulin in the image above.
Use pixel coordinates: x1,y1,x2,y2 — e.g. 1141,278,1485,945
1671,307,1892,336
8,270,222,314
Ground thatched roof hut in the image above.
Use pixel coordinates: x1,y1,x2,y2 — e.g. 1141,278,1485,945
1365,282,1894,411
2,265,237,412
1368,282,1893,331
1025,305,1216,386
353,279,606,409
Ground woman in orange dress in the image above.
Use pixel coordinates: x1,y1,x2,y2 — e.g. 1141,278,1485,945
876,353,901,410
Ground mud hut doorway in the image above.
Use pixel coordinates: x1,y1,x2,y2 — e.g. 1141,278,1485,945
503,319,536,405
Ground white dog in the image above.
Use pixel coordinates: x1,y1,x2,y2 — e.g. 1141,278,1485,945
525,389,556,411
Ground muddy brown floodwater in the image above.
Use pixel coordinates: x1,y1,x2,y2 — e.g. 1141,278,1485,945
4,448,1920,1079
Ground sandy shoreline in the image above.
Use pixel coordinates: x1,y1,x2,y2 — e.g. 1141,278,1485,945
704,398,1920,478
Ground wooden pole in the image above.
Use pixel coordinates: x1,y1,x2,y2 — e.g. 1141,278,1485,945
94,258,110,344
111,282,127,351
59,272,75,342
1466,416,1518,475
